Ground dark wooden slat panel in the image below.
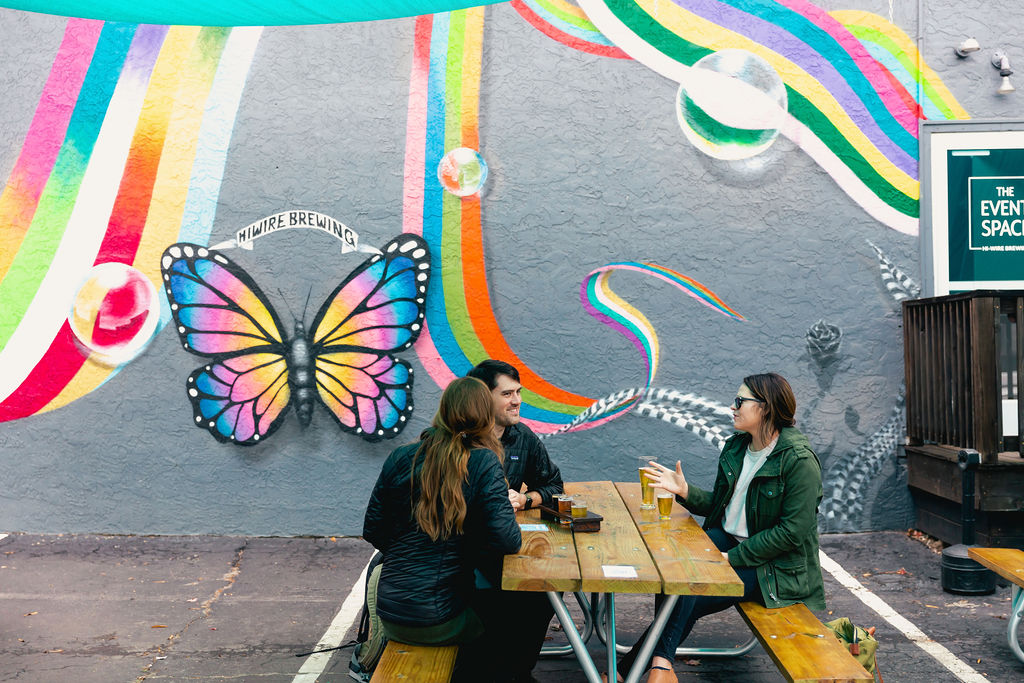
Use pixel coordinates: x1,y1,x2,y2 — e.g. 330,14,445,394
1017,298,1024,457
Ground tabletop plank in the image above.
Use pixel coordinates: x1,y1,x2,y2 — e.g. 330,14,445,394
566,481,661,594
968,547,1024,587
501,509,581,592
615,482,744,597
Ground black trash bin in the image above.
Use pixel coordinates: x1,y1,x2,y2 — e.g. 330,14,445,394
940,449,996,595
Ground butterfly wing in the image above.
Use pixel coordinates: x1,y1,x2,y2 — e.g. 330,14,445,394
187,353,291,445
161,243,287,356
315,351,413,441
161,243,292,445
309,234,430,440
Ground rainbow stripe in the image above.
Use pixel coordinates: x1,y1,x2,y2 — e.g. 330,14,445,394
0,20,262,422
403,9,744,432
830,10,969,122
582,263,744,388
510,0,631,59
576,0,969,236
404,9,593,431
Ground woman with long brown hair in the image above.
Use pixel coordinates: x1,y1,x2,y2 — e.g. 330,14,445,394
609,373,825,683
362,376,521,673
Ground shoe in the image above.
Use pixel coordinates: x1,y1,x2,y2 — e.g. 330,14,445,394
645,665,678,683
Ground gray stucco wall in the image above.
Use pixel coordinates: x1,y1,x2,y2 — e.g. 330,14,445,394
0,1,1021,536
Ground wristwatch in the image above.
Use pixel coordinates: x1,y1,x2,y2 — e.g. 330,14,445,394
522,492,533,510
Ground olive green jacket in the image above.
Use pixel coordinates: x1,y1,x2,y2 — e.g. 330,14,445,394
680,427,826,609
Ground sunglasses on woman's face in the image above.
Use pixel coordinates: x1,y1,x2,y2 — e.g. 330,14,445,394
732,396,765,410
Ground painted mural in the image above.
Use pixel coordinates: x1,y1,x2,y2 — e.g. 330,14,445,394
0,22,262,421
0,0,985,535
161,234,430,444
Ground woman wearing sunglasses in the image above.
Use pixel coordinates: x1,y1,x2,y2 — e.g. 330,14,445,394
608,373,825,683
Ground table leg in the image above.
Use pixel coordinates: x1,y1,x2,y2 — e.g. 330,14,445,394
548,591,602,683
540,592,594,657
622,595,679,683
606,593,617,678
1009,585,1024,665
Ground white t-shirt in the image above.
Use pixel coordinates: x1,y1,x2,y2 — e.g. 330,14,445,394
722,437,777,540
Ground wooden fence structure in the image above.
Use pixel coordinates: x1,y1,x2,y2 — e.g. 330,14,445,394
903,291,1024,546
903,290,1023,462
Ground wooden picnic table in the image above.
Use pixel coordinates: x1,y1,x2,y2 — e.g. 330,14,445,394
968,547,1024,665
502,481,744,683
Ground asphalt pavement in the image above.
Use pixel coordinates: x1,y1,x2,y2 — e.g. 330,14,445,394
1,530,1021,682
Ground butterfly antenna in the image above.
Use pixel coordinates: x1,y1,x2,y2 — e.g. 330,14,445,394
277,287,299,324
302,286,313,326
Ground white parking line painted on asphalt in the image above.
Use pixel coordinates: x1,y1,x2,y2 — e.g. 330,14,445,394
819,550,989,683
293,554,373,683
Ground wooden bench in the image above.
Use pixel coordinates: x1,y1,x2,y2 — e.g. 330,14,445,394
968,547,1024,664
369,641,458,682
736,601,874,683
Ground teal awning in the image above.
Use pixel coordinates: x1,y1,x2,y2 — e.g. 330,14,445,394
0,0,505,25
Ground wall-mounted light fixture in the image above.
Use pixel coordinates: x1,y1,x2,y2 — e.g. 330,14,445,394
955,38,981,57
993,50,1016,95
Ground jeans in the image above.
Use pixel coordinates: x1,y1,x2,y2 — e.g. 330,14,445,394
617,528,762,677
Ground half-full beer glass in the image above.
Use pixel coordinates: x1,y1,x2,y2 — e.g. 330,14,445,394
555,494,573,525
657,492,673,520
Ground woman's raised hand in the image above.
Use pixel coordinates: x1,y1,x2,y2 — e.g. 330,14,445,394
642,460,688,500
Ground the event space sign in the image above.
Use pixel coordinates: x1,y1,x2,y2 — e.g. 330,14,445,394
924,123,1024,295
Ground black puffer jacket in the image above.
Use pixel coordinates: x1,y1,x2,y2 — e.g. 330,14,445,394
501,423,563,508
363,441,522,627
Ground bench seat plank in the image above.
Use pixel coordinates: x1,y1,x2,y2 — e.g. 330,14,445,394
369,641,458,683
736,602,874,683
615,482,743,597
968,547,1024,586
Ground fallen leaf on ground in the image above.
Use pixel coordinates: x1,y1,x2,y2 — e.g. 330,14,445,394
151,625,167,628
23,612,37,617
683,659,701,666
925,604,939,609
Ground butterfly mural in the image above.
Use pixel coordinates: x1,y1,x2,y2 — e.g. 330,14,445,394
160,234,431,445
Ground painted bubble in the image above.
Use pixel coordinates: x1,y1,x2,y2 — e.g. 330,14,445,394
68,262,160,365
437,147,488,196
676,49,788,161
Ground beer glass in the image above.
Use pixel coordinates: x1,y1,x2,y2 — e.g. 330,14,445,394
555,494,573,525
657,492,673,520
571,497,588,518
638,456,655,509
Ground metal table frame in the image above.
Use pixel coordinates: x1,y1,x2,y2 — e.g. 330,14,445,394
592,593,758,659
1008,585,1024,664
541,592,756,683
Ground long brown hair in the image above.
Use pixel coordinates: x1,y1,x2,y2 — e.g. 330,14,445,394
412,376,504,541
742,373,796,447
